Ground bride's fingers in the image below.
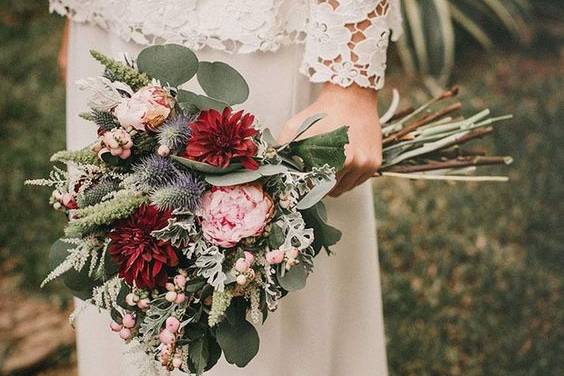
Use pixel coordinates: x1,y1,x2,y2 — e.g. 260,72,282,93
329,168,363,197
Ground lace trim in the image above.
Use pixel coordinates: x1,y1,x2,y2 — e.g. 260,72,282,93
301,0,402,90
50,0,402,90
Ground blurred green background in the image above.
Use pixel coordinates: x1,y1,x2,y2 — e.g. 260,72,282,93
0,1,562,375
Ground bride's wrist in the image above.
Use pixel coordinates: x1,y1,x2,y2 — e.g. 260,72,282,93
319,82,378,106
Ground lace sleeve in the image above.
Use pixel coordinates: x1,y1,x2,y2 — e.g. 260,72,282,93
301,0,402,90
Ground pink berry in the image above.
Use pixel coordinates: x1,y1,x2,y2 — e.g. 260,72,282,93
165,316,180,333
159,329,175,345
174,293,186,304
165,291,177,302
165,282,176,291
236,274,248,286
265,249,285,265
137,298,150,310
119,328,132,340
110,321,122,332
172,357,183,368
286,247,299,259
234,258,250,273
157,144,170,157
174,274,187,289
122,314,136,329
244,251,255,265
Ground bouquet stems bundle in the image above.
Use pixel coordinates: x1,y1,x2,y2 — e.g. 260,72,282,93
378,87,513,181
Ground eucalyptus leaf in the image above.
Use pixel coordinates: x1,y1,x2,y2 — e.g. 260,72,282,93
293,113,326,142
204,164,287,186
288,126,349,170
216,319,259,367
197,61,249,105
137,44,198,87
277,262,308,291
171,155,243,174
177,90,229,112
296,176,337,210
261,128,278,146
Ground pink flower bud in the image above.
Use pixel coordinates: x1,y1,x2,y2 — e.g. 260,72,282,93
165,291,177,302
165,316,180,333
159,329,175,345
119,328,132,340
234,258,250,273
174,293,186,304
174,274,187,289
122,314,136,329
165,282,176,291
265,249,285,265
110,321,122,332
244,251,255,265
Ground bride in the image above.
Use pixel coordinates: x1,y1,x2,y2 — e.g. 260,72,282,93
53,0,402,375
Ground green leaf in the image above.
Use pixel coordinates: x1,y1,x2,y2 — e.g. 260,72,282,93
296,176,336,210
185,278,206,293
189,336,209,375
288,126,349,170
205,337,222,371
204,164,287,186
171,155,243,174
48,240,99,299
216,319,259,367
110,307,123,324
177,89,229,112
197,61,249,105
300,202,342,255
268,223,285,249
261,128,278,146
277,262,308,291
137,44,198,87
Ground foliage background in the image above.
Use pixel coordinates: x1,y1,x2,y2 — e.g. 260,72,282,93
0,1,562,375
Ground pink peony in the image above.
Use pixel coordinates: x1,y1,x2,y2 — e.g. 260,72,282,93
198,184,274,248
114,86,172,131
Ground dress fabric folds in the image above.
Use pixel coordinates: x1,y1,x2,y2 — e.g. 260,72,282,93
66,19,389,376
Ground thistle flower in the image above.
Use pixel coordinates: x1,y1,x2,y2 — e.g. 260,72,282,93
127,155,179,192
150,172,205,212
77,178,119,208
157,114,192,153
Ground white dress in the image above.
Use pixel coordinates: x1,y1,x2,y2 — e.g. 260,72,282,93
53,1,402,375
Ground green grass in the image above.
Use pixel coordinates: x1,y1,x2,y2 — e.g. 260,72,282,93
0,3,562,376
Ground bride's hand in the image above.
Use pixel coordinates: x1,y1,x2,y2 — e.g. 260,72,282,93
278,83,382,197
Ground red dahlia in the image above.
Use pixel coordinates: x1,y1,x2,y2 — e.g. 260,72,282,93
184,108,259,170
108,205,178,289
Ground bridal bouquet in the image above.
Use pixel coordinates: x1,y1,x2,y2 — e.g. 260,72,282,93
27,44,512,374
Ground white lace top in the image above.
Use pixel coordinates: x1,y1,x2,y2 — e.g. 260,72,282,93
50,0,402,90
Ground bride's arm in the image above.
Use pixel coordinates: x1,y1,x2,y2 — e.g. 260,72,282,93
279,0,402,196
58,19,69,82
